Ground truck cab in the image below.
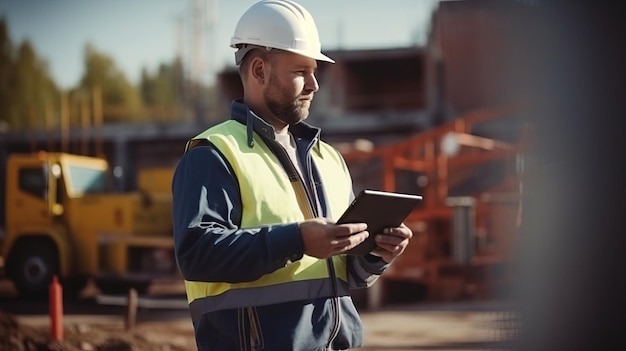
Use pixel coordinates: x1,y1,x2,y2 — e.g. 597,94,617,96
1,152,176,298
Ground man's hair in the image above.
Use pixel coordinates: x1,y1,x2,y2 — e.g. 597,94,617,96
238,47,277,80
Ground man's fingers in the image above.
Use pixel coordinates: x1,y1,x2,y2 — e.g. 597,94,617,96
374,240,402,253
382,226,413,239
335,222,368,236
375,233,403,246
332,231,369,251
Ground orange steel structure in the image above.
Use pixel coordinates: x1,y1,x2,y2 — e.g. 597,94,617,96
342,106,529,301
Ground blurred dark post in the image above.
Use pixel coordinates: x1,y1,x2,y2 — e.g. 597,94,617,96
28,107,37,152
93,86,103,157
60,92,69,153
447,196,475,265
514,1,626,350
80,93,90,156
446,196,476,300
45,100,54,152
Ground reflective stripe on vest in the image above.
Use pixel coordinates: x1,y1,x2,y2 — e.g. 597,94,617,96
183,121,353,319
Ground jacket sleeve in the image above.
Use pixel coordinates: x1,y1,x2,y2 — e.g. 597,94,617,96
172,145,304,283
347,255,389,288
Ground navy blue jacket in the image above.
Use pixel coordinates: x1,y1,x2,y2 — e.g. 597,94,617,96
172,100,388,350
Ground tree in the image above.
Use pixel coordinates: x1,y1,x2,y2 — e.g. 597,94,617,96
0,17,14,129
139,57,186,122
13,41,58,129
78,44,143,123
0,17,58,130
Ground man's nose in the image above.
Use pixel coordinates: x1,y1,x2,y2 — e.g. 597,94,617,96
305,73,319,93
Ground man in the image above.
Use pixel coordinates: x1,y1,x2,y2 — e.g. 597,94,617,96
171,1,413,350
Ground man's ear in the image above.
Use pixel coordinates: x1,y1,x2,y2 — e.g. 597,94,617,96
251,58,266,85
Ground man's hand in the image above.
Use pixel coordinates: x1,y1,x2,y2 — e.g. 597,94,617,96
299,218,369,259
370,223,413,263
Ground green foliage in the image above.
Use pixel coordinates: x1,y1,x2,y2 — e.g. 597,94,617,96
0,17,59,130
139,57,186,122
0,17,13,129
78,44,144,123
14,41,58,127
0,17,215,130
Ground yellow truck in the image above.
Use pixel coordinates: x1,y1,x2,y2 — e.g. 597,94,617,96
0,151,176,298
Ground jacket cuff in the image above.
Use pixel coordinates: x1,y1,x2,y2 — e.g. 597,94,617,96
269,223,304,262
358,254,389,275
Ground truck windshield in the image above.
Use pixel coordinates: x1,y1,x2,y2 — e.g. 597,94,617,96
66,164,108,195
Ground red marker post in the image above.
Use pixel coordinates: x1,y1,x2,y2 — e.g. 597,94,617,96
49,275,63,341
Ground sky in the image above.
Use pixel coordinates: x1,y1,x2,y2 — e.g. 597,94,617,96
0,0,440,89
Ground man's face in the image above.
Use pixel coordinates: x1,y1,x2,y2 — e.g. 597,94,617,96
263,52,319,126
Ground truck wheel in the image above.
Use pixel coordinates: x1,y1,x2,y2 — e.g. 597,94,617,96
11,243,59,299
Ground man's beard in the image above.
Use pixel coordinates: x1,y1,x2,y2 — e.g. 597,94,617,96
264,72,310,125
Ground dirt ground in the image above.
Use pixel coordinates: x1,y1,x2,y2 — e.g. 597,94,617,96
0,308,196,351
0,301,517,351
0,277,518,351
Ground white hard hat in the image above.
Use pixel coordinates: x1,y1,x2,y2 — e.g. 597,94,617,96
230,0,334,65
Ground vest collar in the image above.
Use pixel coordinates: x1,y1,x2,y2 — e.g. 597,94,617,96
230,99,323,155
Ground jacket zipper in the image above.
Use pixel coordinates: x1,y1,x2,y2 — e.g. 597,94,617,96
325,261,342,350
270,140,342,350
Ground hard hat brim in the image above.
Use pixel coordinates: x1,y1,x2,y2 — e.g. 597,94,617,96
233,44,335,65
310,51,335,64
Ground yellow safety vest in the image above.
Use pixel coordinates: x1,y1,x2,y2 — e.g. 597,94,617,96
183,120,353,318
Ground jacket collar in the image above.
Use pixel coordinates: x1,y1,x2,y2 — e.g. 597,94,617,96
230,99,322,153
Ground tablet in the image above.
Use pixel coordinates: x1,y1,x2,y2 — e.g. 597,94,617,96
336,189,423,256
